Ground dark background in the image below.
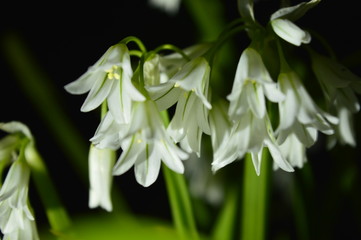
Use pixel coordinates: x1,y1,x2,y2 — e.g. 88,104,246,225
1,1,361,239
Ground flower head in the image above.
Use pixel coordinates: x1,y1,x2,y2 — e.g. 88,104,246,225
64,43,145,123
88,144,115,212
310,51,361,147
0,122,39,239
108,100,188,187
227,47,285,120
270,0,320,46
0,161,35,237
277,71,339,147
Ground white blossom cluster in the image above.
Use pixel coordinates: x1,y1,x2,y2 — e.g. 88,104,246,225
64,0,361,211
0,122,40,240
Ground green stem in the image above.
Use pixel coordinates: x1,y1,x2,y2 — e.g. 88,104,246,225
120,36,147,53
160,111,199,240
211,187,238,240
25,144,73,237
240,151,271,240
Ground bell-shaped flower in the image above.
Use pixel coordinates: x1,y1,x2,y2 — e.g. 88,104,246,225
227,47,285,121
310,51,361,147
112,100,189,187
270,0,320,46
147,56,212,111
90,111,128,150
278,133,307,169
212,110,294,175
0,160,35,237
88,144,115,212
277,71,339,147
2,215,39,240
64,43,145,123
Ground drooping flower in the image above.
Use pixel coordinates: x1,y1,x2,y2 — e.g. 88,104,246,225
227,47,285,121
146,56,212,156
0,122,39,239
212,110,294,175
109,100,188,187
64,43,145,123
0,161,36,238
88,144,115,212
278,133,307,169
310,51,361,147
276,71,339,147
215,47,291,175
270,0,320,46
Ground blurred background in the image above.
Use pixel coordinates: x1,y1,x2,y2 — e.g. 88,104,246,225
1,0,361,239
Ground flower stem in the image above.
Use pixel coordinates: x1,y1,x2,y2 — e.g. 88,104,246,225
163,167,200,240
240,151,271,240
160,110,199,240
25,144,73,237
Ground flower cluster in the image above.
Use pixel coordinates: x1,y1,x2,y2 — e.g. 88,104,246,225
0,122,40,240
65,0,361,212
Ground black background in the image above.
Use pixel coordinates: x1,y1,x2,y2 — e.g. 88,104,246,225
1,0,361,239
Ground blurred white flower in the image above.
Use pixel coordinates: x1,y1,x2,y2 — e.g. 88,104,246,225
310,51,361,147
64,43,145,123
277,71,339,147
148,0,181,15
88,144,115,212
212,110,294,175
0,161,37,239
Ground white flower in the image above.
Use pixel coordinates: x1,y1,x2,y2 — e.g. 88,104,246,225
212,110,294,175
146,56,212,156
90,111,127,150
277,71,339,147
278,133,307,169
227,47,285,121
64,43,145,123
148,0,181,15
88,144,115,212
270,0,320,46
310,51,361,147
0,161,35,237
112,100,188,187
209,100,239,171
2,217,39,240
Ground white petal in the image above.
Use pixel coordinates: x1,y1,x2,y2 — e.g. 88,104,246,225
263,83,285,103
146,82,182,111
338,107,356,146
246,82,266,119
251,149,263,176
81,77,114,112
134,144,161,187
271,19,311,46
158,139,186,173
265,138,294,172
270,0,320,21
64,70,98,95
112,137,142,176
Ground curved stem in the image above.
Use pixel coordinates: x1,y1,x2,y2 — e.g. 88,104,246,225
153,44,191,61
25,144,73,237
205,25,246,65
120,36,147,53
